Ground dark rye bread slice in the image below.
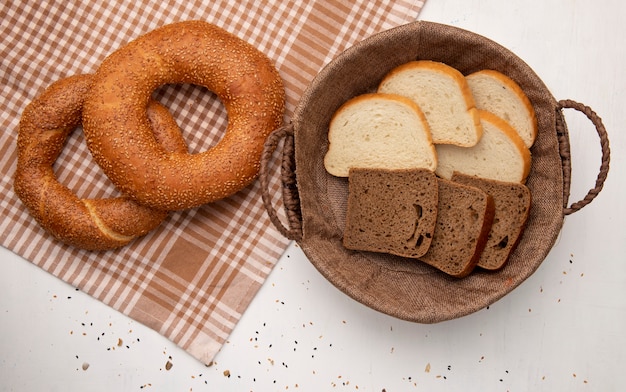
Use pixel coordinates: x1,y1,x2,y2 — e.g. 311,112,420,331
452,172,531,270
418,178,495,278
343,168,438,258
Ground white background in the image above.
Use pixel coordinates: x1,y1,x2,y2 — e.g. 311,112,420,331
2,0,625,391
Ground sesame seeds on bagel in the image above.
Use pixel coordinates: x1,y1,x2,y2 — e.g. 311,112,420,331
13,74,188,250
82,20,285,210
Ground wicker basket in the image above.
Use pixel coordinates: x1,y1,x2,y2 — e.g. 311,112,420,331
260,21,610,323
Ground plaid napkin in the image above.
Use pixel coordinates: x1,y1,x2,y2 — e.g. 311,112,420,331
0,0,426,364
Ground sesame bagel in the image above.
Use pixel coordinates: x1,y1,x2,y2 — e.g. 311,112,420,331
14,74,188,251
82,20,285,210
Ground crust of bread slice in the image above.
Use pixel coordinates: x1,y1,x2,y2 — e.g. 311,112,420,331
451,172,532,270
418,178,495,278
378,60,483,147
435,110,532,183
466,69,537,148
343,168,439,258
324,93,436,177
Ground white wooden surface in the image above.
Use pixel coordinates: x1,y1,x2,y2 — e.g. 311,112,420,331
2,0,624,391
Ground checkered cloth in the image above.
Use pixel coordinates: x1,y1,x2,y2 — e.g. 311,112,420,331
0,0,426,364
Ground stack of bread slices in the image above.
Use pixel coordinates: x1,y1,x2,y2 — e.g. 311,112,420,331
324,60,536,278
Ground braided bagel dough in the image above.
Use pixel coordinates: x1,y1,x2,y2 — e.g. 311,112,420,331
83,21,285,210
14,75,188,250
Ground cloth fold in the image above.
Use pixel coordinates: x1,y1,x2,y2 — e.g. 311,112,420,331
0,0,426,364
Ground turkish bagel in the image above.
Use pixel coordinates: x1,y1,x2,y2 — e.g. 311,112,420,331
14,74,189,250
82,20,286,210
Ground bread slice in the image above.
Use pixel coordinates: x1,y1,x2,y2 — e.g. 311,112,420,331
418,178,495,278
324,93,436,177
452,172,531,270
466,69,537,147
343,168,438,258
435,110,531,183
378,60,483,147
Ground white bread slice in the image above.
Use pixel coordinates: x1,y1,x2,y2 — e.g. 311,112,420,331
435,110,531,183
466,69,537,147
324,93,436,177
378,60,483,147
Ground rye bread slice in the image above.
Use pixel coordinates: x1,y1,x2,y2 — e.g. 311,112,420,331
452,172,531,270
418,178,495,278
343,168,438,258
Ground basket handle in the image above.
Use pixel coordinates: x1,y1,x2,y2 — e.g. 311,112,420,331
259,123,303,241
557,99,610,215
